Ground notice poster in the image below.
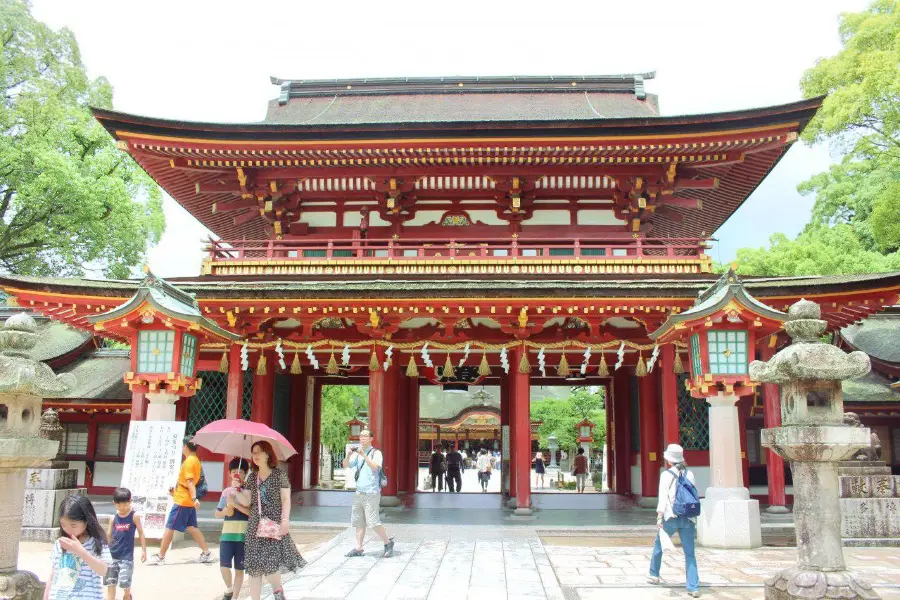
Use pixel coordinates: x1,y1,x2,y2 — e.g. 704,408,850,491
120,421,186,539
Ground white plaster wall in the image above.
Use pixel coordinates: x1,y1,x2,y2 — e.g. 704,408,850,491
631,465,642,496
201,461,225,493
93,462,123,488
70,461,87,486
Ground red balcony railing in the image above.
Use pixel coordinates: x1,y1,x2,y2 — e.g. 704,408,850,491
204,237,710,264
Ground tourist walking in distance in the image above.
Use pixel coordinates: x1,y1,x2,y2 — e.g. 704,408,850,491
104,488,146,600
148,436,215,565
214,458,251,600
428,447,446,492
45,495,112,600
572,447,589,493
236,441,307,600
342,429,395,558
446,446,464,493
533,451,546,488
647,444,701,597
476,448,493,492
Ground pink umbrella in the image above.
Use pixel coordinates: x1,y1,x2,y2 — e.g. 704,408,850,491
193,419,297,461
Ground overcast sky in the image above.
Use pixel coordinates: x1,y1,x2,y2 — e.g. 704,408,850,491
31,0,866,278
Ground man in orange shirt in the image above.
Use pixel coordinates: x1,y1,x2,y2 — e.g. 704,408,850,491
148,436,215,565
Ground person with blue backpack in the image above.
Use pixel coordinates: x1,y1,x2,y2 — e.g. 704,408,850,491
342,428,395,559
647,444,701,597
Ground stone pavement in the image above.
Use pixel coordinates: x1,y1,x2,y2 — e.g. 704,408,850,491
261,525,900,599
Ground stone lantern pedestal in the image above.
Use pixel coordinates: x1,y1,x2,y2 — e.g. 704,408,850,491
752,300,880,600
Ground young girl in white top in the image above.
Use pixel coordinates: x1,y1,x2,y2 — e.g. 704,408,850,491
647,444,700,597
44,496,113,600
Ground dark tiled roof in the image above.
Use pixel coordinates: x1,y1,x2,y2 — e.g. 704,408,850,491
265,74,659,124
56,352,131,400
1,309,92,361
840,315,900,364
843,370,900,404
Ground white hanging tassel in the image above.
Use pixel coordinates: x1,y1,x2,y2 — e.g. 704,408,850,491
383,345,394,371
240,341,249,371
614,341,626,371
500,347,509,374
581,346,591,375
458,342,471,368
275,339,286,371
341,344,351,366
306,345,319,370
421,342,434,368
537,347,547,377
647,344,660,373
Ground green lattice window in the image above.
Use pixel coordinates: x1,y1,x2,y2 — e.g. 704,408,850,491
549,248,575,256
690,334,703,378
580,248,606,256
187,370,254,435
137,330,174,373
707,330,748,375
678,373,709,450
180,334,197,375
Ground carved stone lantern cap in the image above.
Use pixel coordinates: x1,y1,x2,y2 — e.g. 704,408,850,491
749,299,870,385
0,312,74,396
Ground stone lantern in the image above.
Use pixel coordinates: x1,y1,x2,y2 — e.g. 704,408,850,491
0,313,74,598
547,434,559,468
751,300,878,600
87,272,238,421
651,269,786,549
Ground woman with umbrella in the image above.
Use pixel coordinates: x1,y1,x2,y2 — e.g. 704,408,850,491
193,421,307,600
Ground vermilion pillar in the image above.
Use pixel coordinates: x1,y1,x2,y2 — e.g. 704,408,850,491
250,350,275,426
505,370,516,499
368,348,386,443
309,379,322,488
396,372,409,493
604,383,614,491
222,344,243,487
660,346,680,445
612,368,632,495
288,374,308,490
380,363,400,503
130,392,146,421
639,367,662,503
760,344,788,512
512,346,532,514
407,377,420,493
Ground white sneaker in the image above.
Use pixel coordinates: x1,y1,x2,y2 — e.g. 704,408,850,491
196,551,216,564
688,592,700,598
646,575,660,585
147,553,165,566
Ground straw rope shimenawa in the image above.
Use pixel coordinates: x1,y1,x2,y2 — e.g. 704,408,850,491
200,338,683,352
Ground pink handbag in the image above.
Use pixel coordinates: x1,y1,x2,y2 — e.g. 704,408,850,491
255,474,281,539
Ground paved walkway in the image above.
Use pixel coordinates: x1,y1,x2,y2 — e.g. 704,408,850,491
260,525,900,600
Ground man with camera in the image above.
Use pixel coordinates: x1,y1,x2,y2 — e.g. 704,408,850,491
341,429,394,558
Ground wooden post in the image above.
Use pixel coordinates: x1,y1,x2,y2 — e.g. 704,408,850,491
380,362,399,503
222,344,243,487
512,346,532,514
612,368,632,495
250,350,275,426
309,380,322,488
760,344,788,511
661,346,680,445
639,367,662,503
288,374,308,490
604,382,614,491
407,376,420,493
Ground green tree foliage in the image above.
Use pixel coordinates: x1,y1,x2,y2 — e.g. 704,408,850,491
319,385,367,454
0,0,164,277
736,0,900,275
531,387,606,452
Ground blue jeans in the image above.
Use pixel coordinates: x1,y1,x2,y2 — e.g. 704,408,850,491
649,516,699,592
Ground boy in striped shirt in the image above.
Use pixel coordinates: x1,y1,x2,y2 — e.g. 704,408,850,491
214,458,250,600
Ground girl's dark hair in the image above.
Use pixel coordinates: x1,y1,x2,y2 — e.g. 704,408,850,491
577,447,585,455
229,457,249,472
183,435,198,452
250,441,278,470
58,496,106,556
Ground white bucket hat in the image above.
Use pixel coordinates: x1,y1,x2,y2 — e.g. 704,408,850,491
663,443,685,465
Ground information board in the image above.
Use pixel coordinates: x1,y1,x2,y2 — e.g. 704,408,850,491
120,421,186,539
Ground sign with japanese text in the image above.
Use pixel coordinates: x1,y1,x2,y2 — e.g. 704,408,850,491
120,421,186,539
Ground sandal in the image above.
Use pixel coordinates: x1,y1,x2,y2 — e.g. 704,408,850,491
345,548,365,557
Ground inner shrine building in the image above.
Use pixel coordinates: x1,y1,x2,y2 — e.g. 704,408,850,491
2,73,899,512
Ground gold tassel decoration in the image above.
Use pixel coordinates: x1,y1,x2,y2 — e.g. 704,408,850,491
369,349,381,372
673,350,685,374
326,351,339,375
406,355,419,377
635,354,648,377
218,351,229,374
442,353,455,379
557,352,569,377
597,353,610,377
256,353,267,376
478,352,491,377
290,352,302,375
518,347,531,374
